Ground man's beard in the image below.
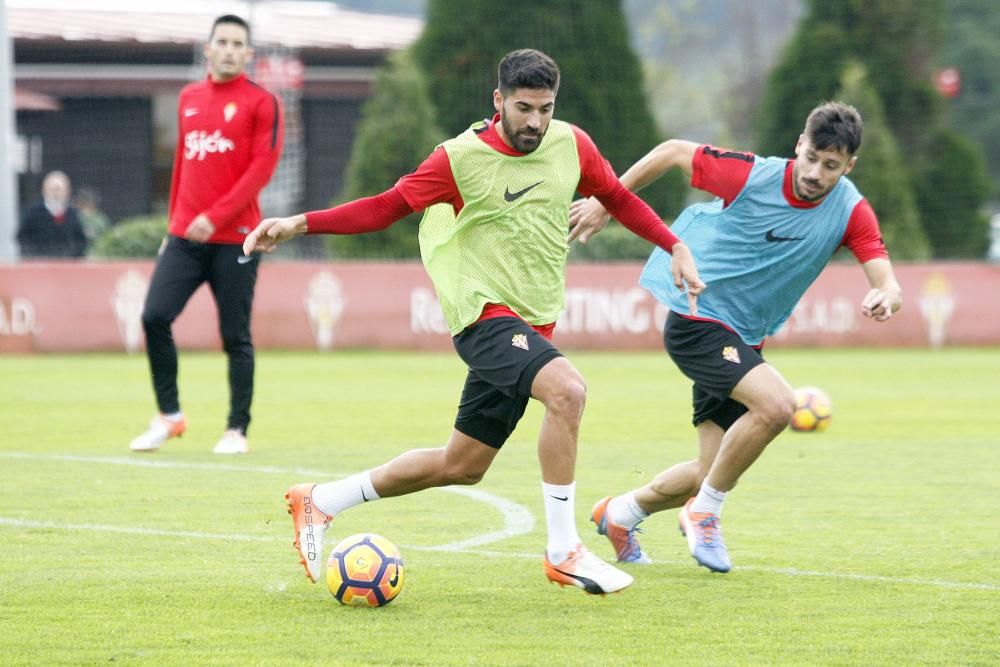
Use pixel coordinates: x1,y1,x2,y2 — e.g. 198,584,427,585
792,168,831,202
501,113,544,153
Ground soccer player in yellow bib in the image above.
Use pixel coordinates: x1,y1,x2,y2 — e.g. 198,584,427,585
244,49,702,595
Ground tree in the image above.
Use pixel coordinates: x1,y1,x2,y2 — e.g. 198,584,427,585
836,64,930,260
941,0,1000,196
816,0,945,152
328,50,445,259
755,21,849,157
413,0,686,219
755,0,991,259
912,128,992,258
757,0,945,156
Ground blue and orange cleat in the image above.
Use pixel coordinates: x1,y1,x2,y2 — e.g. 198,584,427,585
590,496,652,564
678,498,732,573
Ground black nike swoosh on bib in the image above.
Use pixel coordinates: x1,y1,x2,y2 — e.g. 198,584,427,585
765,229,805,243
504,180,544,202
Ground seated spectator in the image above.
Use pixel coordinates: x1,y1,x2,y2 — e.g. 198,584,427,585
16,170,88,258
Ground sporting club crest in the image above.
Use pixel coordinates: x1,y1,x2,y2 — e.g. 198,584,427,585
511,333,529,350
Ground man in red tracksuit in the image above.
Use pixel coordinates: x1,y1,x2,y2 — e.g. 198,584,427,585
130,14,284,455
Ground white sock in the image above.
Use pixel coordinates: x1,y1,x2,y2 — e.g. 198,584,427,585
163,412,183,422
312,471,380,517
542,481,580,564
690,482,727,516
608,491,649,530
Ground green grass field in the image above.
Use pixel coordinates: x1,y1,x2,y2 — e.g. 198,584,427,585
1,348,998,665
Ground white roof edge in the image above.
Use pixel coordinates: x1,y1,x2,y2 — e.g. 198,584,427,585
7,2,424,50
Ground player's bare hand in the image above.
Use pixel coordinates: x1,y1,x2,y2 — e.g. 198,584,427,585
670,242,705,316
243,214,308,255
568,197,611,244
184,214,215,243
861,288,893,322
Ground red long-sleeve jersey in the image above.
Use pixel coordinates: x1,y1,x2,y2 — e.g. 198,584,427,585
168,73,284,244
304,115,681,333
691,144,888,262
306,115,679,252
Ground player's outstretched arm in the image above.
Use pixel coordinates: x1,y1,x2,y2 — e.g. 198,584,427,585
243,214,307,255
621,138,700,188
860,258,902,322
569,139,700,245
670,242,705,316
243,189,416,256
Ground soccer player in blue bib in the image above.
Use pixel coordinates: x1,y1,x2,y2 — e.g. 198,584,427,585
570,102,902,573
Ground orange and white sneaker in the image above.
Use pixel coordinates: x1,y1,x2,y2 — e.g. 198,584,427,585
543,544,634,595
285,483,333,583
591,495,652,564
128,414,187,452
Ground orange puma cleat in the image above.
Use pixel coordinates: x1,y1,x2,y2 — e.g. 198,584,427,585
543,543,633,595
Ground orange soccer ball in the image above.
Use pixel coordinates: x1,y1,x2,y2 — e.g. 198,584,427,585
327,533,405,607
789,386,833,432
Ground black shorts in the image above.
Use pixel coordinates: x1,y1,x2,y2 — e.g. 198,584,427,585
451,317,563,449
663,311,765,430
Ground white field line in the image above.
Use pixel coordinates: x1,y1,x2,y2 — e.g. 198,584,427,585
0,517,276,542
2,452,998,592
0,451,534,550
0,516,996,592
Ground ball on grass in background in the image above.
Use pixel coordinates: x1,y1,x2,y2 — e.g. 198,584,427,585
327,533,405,607
789,386,833,432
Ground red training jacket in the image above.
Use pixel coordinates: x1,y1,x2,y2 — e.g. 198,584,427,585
168,73,284,244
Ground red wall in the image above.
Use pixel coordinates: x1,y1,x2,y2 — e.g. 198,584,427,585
0,260,995,353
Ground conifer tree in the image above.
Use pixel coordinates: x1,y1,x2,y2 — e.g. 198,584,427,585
913,129,991,258
413,0,686,218
329,50,445,258
836,64,930,260
755,0,990,258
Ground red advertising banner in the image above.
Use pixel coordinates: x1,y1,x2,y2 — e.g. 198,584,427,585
0,260,996,353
